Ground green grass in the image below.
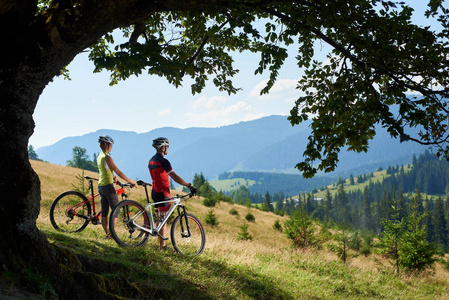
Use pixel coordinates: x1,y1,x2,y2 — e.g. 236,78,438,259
209,178,256,192
33,160,449,299
38,220,449,299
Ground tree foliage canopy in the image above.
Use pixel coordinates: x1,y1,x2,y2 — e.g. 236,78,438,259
3,1,445,178
34,0,449,177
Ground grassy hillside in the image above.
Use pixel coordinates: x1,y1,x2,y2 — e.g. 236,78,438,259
30,160,449,299
312,165,415,198
209,178,256,192
312,169,389,198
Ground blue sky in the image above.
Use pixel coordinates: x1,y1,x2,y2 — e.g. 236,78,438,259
30,1,434,149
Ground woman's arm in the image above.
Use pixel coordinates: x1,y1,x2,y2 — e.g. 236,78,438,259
105,156,135,186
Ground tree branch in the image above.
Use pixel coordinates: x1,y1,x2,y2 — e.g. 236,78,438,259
180,19,230,78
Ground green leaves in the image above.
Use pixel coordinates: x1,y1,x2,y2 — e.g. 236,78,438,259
84,1,449,178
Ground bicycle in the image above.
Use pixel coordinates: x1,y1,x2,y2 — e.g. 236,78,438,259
49,176,131,233
109,180,206,256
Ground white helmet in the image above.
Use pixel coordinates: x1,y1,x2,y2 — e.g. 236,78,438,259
152,137,169,150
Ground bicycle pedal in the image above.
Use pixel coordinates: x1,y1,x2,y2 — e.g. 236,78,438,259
157,233,169,241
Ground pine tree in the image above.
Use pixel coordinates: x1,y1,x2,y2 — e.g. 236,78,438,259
397,191,408,222
433,196,448,252
362,186,373,231
399,193,437,271
284,208,320,249
324,188,333,222
192,172,206,188
349,174,355,185
204,209,219,226
335,181,349,224
327,223,352,263
237,222,252,241
262,191,273,212
378,194,404,273
422,198,434,243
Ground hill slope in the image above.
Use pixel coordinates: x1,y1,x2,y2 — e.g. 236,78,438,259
27,160,449,299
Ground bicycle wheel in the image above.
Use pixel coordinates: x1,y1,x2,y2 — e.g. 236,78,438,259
170,213,206,256
49,191,91,233
109,200,151,247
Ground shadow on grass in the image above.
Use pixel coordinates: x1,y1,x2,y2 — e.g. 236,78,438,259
43,228,297,299
189,256,295,299
44,229,214,299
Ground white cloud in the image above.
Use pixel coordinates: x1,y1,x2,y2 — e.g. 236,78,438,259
248,78,298,100
185,99,253,126
190,95,228,110
158,109,171,116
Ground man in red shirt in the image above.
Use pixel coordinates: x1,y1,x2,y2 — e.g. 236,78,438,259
148,137,197,250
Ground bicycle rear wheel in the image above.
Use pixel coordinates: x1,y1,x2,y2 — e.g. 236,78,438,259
170,213,206,256
109,200,150,247
49,191,91,233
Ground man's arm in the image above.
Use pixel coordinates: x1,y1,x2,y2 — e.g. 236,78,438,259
168,171,190,188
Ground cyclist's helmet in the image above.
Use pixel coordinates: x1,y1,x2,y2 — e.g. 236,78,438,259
98,135,114,144
152,137,169,150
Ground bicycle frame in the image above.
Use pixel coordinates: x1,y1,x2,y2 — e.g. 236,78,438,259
125,182,192,238
76,176,128,221
131,197,183,236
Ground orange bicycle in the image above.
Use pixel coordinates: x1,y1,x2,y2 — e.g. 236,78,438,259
49,176,130,233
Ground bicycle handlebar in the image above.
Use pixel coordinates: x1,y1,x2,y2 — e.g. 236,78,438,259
116,180,131,188
136,180,196,198
179,192,196,199
84,176,132,188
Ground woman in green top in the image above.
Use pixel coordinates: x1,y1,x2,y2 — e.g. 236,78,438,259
97,135,136,238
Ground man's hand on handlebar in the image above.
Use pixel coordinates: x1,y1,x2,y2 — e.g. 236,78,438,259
189,184,198,195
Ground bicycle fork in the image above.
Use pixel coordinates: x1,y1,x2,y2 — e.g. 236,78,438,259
177,206,192,238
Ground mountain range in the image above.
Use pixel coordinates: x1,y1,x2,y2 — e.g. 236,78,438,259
35,115,428,185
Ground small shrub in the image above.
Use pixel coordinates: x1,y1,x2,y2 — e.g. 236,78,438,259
359,232,374,257
245,213,255,222
359,244,371,257
284,208,321,249
238,222,252,241
349,231,362,251
229,208,239,216
327,228,352,263
203,197,217,207
442,257,449,270
204,209,219,226
273,220,282,232
319,223,333,242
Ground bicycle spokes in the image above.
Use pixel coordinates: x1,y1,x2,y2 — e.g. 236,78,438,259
50,191,91,233
109,200,150,247
170,213,205,256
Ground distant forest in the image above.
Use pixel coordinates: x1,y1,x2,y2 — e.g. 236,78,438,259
218,171,337,196
223,151,449,252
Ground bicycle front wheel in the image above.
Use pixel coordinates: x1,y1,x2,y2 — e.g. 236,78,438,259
170,213,206,256
49,191,91,233
109,200,151,247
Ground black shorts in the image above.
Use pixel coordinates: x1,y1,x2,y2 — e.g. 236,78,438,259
98,184,119,216
151,190,171,212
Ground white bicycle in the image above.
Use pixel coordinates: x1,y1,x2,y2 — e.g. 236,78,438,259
109,180,206,256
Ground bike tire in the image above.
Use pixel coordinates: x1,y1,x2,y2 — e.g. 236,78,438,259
109,200,150,247
49,191,91,233
170,213,206,256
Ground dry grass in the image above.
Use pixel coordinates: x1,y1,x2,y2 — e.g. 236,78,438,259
32,160,449,299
